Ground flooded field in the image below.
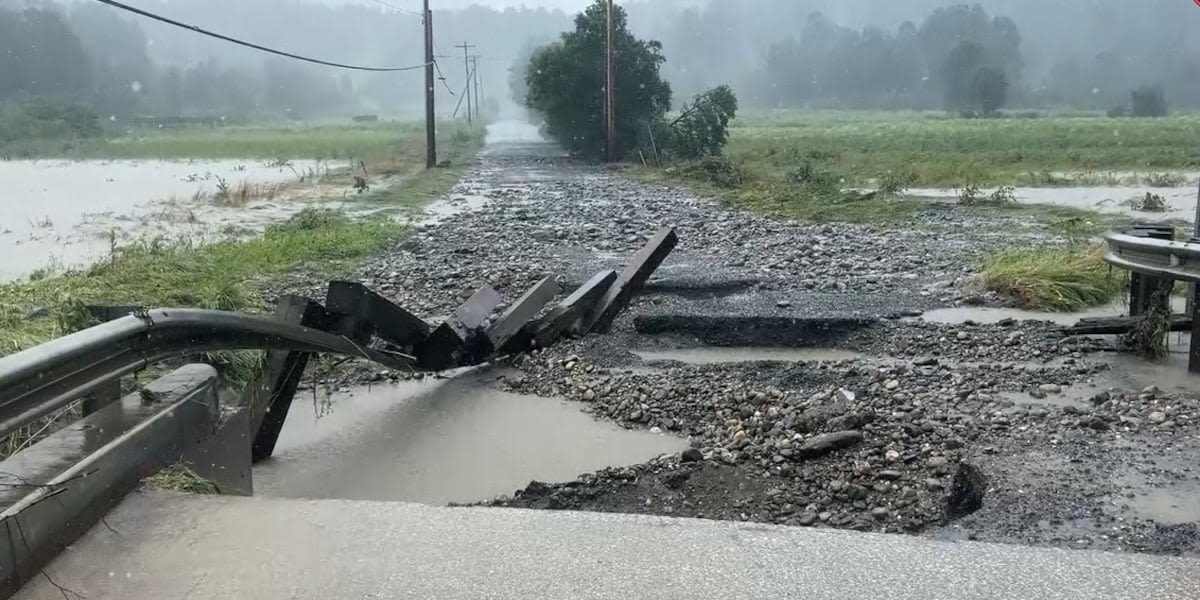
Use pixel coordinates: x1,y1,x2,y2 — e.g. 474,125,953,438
0,158,341,281
907,183,1199,221
253,373,687,504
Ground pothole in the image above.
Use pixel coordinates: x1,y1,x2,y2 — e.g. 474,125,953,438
253,374,687,505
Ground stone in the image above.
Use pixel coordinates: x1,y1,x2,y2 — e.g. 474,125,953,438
1038,383,1062,395
956,331,970,341
884,380,900,391
871,507,890,520
797,512,817,526
793,431,863,460
1148,411,1167,424
680,448,703,463
582,389,596,401
834,389,856,403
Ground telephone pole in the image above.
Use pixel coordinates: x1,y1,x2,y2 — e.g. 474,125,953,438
456,42,476,125
423,0,436,168
470,55,481,121
605,0,616,162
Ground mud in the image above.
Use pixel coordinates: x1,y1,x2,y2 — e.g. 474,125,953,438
907,183,1200,222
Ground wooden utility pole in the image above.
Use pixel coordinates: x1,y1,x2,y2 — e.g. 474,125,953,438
456,42,476,125
605,0,616,162
423,0,436,168
470,55,481,120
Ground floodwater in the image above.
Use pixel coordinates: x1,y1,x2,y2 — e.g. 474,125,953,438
920,297,1187,326
633,347,863,364
0,158,325,281
907,184,1199,221
252,374,687,504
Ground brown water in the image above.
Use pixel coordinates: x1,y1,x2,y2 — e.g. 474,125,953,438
0,159,326,281
252,375,687,504
633,347,863,364
907,182,1199,221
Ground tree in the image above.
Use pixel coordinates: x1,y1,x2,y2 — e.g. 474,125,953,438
657,85,738,159
1130,85,1168,117
970,66,1008,115
940,41,988,112
524,0,671,159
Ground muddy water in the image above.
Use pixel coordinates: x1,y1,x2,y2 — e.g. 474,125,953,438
907,184,1199,221
252,375,687,504
634,347,863,364
920,297,1187,327
0,158,322,281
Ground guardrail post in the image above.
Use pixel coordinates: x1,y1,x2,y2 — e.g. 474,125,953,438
1127,223,1175,317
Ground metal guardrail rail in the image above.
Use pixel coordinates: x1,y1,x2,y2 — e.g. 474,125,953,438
1103,230,1200,283
1100,223,1200,374
0,308,413,439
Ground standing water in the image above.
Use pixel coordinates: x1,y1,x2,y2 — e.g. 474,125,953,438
253,374,687,504
0,159,318,281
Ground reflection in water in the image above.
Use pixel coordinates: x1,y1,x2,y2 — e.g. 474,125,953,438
634,347,862,364
253,376,687,504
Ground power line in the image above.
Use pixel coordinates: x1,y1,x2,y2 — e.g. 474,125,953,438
432,59,456,95
362,0,423,17
93,0,430,72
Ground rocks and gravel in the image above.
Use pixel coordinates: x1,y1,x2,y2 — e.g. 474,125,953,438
319,127,1200,557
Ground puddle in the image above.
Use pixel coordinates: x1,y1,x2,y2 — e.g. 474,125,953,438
417,193,489,226
633,347,863,365
253,375,687,504
1124,486,1200,525
1101,334,1200,394
0,158,328,281
908,184,1199,221
999,389,1093,409
920,298,1187,327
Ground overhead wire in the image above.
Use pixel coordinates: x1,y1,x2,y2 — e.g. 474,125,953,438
93,0,430,72
362,0,424,17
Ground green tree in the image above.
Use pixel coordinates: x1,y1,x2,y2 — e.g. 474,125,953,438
1130,85,1168,117
524,0,671,159
970,65,1008,115
658,85,738,159
940,41,988,112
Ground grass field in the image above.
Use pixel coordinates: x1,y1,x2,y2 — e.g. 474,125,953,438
727,111,1200,187
1,119,477,162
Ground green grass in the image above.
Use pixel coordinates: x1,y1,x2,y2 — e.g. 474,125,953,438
1,120,470,161
978,244,1127,311
727,111,1200,187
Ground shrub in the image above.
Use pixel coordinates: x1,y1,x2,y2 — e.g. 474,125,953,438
1130,85,1168,117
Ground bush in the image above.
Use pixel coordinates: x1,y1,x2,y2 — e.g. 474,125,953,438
679,156,746,188
0,100,102,144
1130,85,1168,117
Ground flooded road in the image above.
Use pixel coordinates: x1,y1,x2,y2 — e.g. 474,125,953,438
0,158,327,281
253,374,688,504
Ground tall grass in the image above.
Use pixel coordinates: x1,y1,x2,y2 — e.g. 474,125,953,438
978,244,1126,311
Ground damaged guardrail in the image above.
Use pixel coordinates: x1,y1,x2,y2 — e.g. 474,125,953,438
1085,222,1200,372
0,226,679,598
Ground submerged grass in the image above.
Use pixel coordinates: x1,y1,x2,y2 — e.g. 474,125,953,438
978,244,1127,311
146,463,221,494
